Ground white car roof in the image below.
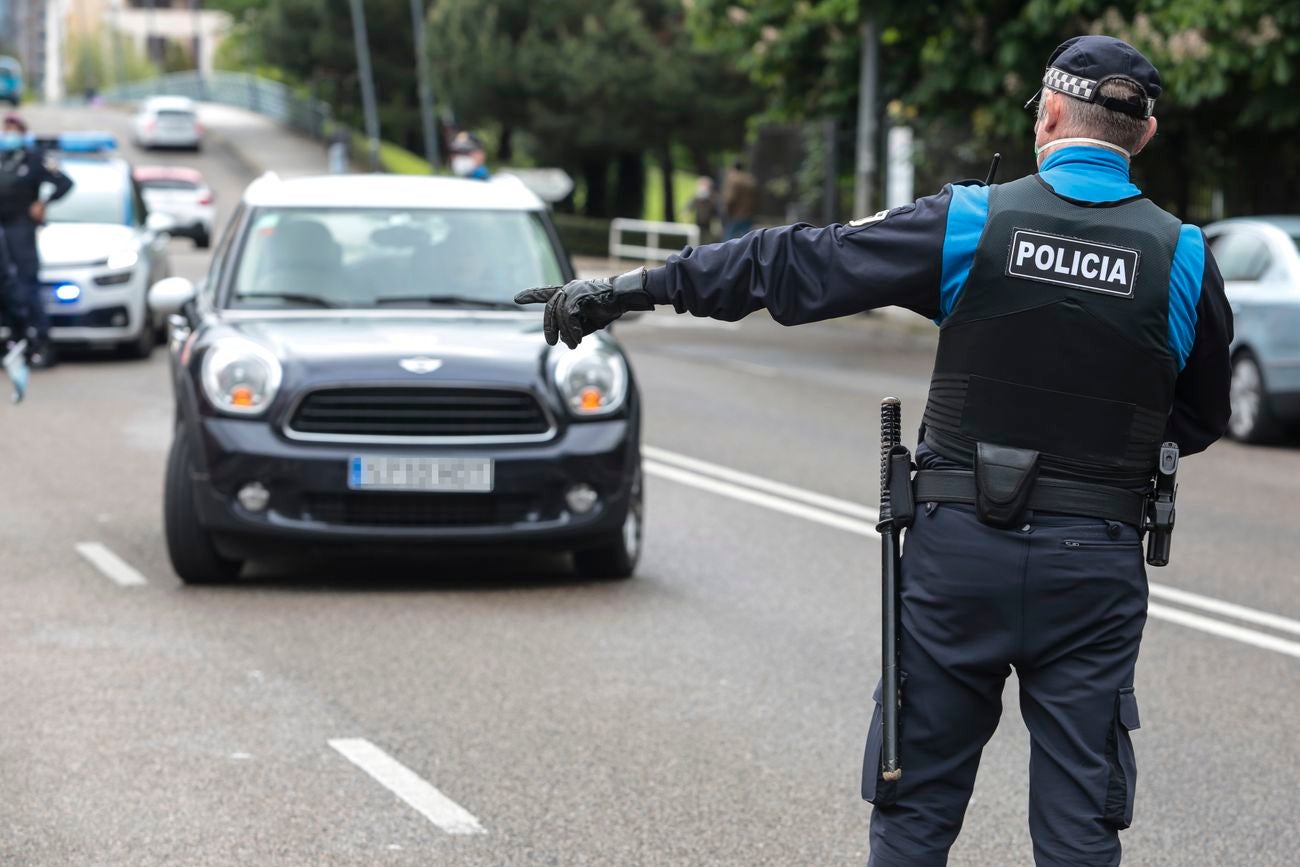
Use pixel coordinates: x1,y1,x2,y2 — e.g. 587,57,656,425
142,95,196,112
241,173,547,212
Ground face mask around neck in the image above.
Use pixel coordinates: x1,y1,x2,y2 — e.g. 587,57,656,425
1034,137,1131,159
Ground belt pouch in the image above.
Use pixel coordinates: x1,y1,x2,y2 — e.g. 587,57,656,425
974,442,1040,529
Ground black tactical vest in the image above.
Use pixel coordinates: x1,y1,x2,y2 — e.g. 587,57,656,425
922,175,1183,490
0,149,32,221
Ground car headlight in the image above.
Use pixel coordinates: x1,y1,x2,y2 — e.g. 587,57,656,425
553,341,628,417
201,338,282,416
106,248,139,271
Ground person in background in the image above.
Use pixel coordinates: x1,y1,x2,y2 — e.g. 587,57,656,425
721,159,758,240
0,113,73,369
449,132,490,180
683,175,719,243
0,223,29,402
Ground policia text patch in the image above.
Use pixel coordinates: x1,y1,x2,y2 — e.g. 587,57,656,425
1005,229,1139,297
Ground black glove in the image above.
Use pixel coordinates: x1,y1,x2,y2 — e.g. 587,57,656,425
514,268,654,348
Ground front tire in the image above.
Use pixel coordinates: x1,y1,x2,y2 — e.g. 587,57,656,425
573,468,643,580
164,425,244,584
1228,351,1279,443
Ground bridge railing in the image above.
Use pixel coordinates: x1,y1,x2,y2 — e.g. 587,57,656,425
97,71,331,140
608,218,699,262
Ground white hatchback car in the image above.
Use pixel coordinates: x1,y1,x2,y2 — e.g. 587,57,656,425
136,165,215,248
39,133,174,357
132,96,202,150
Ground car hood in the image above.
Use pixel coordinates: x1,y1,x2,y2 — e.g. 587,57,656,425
38,223,136,267
218,312,555,388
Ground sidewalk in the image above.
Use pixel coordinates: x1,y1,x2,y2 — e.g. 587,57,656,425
197,102,329,178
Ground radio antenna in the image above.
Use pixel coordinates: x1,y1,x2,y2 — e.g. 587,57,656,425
984,152,1002,186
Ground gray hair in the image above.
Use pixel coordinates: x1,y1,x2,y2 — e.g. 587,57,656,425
1040,79,1149,154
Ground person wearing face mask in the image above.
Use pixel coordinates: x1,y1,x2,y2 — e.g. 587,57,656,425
519,36,1234,866
449,131,489,180
0,113,73,368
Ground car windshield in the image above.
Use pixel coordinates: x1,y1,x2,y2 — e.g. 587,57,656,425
140,178,198,191
43,159,128,225
228,207,565,309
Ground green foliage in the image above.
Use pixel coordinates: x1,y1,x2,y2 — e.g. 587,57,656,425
687,0,864,123
66,28,157,94
429,0,757,216
686,0,1300,216
552,212,614,258
643,166,699,221
349,130,435,175
240,0,426,154
204,0,265,22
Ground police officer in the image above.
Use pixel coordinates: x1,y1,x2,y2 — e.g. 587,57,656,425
518,36,1233,866
0,113,73,368
449,131,490,180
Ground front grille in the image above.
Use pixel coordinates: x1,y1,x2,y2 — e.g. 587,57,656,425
300,492,545,527
48,304,130,328
288,387,552,440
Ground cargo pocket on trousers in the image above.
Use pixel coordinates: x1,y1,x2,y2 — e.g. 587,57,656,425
1103,687,1141,829
861,673,906,807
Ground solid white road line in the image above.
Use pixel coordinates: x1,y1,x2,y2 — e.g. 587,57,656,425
1147,604,1300,660
644,446,1300,659
329,738,486,835
643,460,878,538
644,446,879,521
1147,583,1300,638
74,542,148,587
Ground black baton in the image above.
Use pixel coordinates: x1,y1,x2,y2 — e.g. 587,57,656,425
876,397,906,783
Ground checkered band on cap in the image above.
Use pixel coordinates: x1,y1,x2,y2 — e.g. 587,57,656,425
1043,66,1096,100
1042,66,1156,116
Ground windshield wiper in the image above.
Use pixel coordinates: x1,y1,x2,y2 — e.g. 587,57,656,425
374,294,516,309
234,292,338,308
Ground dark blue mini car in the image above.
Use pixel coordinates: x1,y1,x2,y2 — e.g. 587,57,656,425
150,173,643,582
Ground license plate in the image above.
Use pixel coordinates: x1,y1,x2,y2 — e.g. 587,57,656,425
348,455,493,492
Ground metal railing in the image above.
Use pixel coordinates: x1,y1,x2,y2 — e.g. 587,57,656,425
97,71,331,140
608,218,699,262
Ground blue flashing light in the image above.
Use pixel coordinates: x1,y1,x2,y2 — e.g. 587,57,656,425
54,283,81,303
28,132,118,153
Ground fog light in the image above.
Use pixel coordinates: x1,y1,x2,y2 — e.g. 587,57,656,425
236,481,270,512
110,311,127,327
565,484,599,515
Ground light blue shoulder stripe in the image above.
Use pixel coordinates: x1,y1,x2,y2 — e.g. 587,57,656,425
1168,225,1203,370
937,183,991,323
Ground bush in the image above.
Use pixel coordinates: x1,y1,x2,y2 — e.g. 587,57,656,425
552,213,612,258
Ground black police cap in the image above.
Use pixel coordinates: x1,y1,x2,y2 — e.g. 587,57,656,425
1023,35,1161,119
450,131,485,154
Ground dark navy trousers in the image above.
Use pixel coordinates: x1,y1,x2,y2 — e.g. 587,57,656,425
863,502,1146,867
1,218,47,340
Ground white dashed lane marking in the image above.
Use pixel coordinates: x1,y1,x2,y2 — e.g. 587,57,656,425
329,738,486,835
74,542,148,587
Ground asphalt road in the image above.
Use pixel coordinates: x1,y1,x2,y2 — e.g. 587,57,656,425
1,105,1296,866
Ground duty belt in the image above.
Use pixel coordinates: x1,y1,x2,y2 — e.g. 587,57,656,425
913,469,1147,526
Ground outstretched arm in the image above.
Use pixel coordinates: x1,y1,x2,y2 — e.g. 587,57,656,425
646,190,952,325
517,186,958,346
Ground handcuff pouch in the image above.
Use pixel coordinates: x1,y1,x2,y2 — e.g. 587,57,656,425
974,442,1040,529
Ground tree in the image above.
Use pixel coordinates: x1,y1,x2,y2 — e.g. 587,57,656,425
241,0,424,154
686,0,1300,219
429,0,756,217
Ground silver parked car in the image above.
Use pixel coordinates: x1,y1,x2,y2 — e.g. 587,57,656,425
1204,217,1300,441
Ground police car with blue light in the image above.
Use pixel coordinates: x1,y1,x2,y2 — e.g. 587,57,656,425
37,132,174,357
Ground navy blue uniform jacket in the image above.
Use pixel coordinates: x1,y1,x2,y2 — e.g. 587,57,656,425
643,146,1233,456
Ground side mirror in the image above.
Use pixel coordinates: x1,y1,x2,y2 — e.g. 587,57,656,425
148,276,196,316
146,211,175,234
